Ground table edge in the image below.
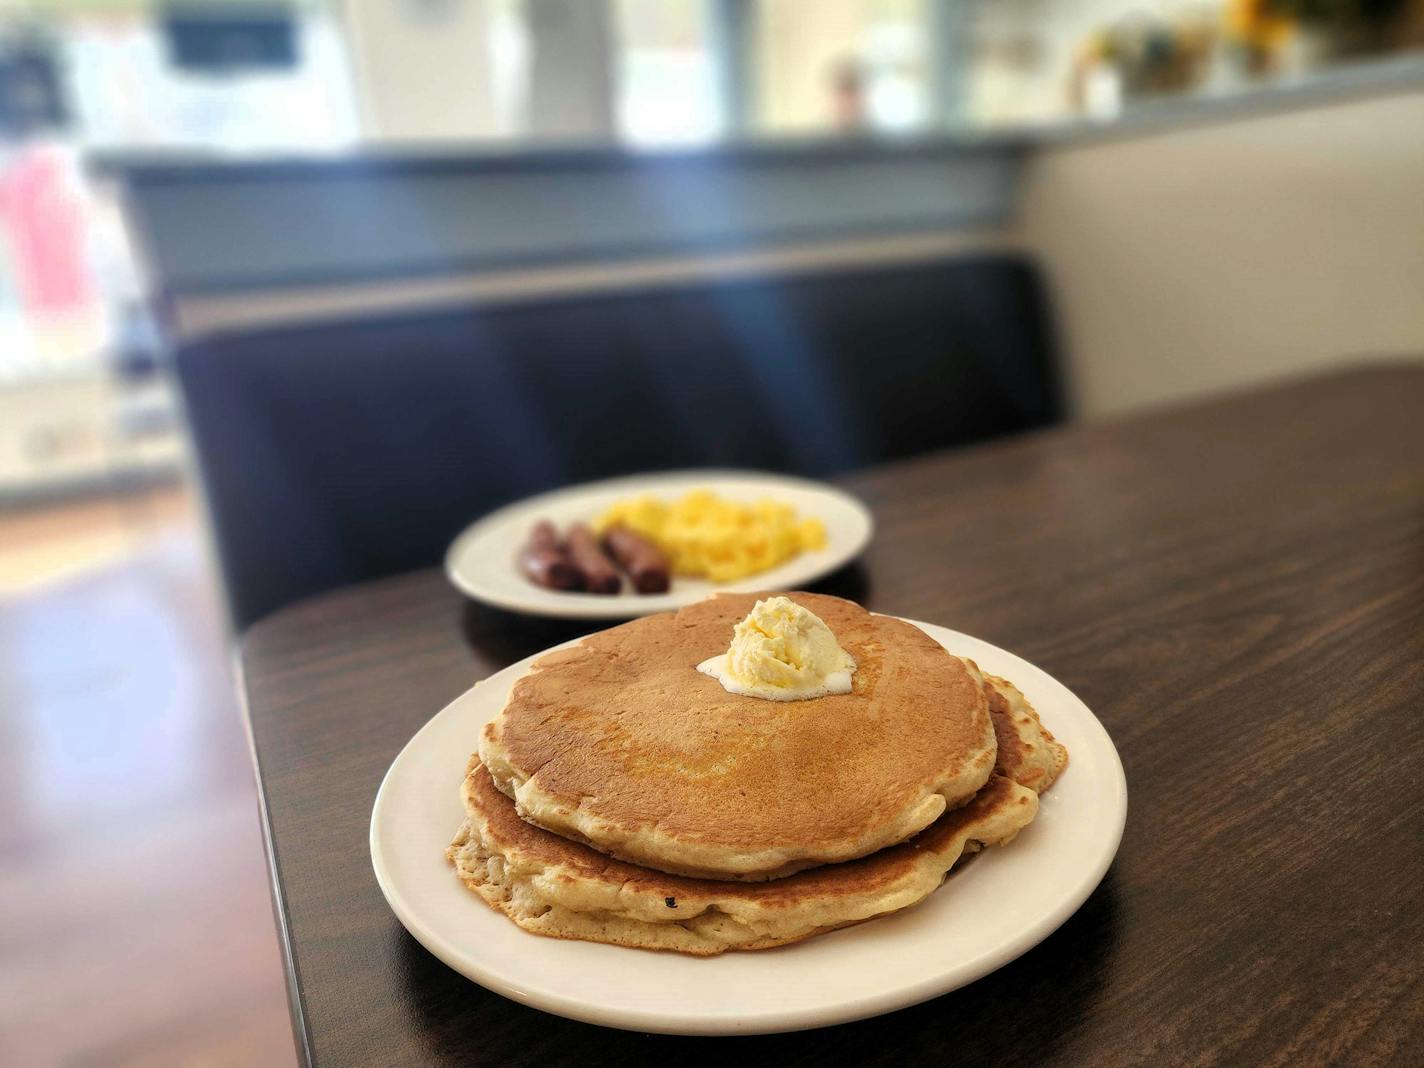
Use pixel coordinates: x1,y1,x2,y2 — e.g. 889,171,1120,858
234,647,316,1068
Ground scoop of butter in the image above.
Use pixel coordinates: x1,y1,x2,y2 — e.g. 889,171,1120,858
697,596,857,701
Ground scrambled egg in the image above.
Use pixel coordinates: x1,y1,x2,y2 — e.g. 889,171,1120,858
593,489,827,582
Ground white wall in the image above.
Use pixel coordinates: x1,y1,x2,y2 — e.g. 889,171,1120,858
342,0,620,143
341,0,499,141
1018,89,1424,417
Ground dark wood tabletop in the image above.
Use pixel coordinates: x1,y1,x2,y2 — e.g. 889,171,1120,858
241,363,1424,1067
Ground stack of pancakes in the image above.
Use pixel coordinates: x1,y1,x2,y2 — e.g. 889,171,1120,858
449,592,1067,956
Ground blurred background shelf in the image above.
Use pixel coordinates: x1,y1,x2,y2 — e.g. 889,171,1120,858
1035,48,1424,143
0,370,184,509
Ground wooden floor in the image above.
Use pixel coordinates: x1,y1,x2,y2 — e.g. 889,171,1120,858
0,487,296,1067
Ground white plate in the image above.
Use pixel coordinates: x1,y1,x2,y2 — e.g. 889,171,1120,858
370,618,1128,1035
444,470,874,619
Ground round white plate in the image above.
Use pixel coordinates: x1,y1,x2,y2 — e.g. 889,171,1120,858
444,470,874,619
370,619,1128,1036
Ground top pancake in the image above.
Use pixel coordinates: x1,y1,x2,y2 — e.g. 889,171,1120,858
478,592,998,880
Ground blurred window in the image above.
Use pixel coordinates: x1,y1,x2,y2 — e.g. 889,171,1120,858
0,6,359,379
62,11,358,150
614,0,724,144
488,0,532,138
752,0,930,135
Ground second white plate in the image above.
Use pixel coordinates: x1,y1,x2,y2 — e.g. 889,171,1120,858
444,470,874,619
370,618,1128,1035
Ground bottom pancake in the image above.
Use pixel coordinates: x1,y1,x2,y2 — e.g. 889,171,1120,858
447,673,1065,956
450,762,1036,955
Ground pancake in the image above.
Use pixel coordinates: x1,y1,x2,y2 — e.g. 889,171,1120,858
986,674,1068,794
478,592,998,880
448,676,1063,955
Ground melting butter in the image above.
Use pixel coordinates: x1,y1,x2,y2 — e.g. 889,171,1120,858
697,596,856,701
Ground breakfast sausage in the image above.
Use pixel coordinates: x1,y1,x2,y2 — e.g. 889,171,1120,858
601,526,671,594
518,520,581,590
566,524,621,594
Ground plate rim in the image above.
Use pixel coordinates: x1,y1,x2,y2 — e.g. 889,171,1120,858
442,469,875,620
369,616,1128,1036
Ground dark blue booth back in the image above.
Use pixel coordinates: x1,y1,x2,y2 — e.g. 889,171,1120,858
177,254,1062,629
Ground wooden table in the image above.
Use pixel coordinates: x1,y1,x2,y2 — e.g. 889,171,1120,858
241,364,1424,1066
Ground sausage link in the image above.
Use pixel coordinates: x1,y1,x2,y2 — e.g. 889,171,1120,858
517,520,581,590
602,526,671,594
566,524,621,594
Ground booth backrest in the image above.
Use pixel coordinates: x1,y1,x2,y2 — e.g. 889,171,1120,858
176,254,1062,629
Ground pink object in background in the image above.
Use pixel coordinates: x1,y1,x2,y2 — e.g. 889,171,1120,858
0,146,96,318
